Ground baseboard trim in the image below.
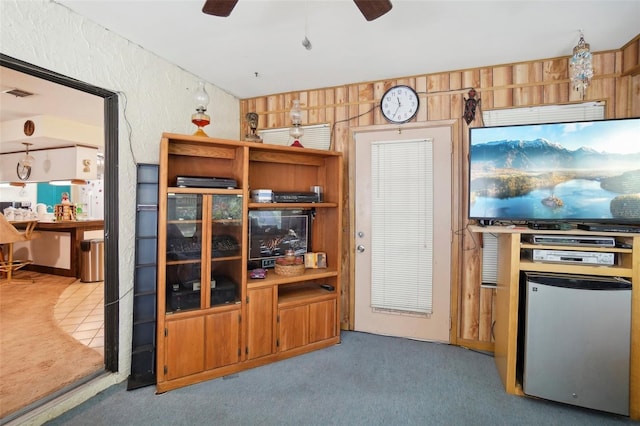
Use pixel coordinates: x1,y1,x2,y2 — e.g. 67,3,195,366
2,371,124,426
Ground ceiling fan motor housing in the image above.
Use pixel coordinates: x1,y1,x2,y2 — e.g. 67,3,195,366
202,0,392,21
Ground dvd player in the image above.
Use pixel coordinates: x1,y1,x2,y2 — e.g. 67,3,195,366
531,249,615,265
577,223,640,233
176,176,237,189
526,234,616,247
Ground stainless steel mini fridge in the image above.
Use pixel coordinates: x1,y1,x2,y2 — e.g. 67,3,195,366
523,272,631,416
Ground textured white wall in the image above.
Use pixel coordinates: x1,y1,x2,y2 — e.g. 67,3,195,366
1,0,240,419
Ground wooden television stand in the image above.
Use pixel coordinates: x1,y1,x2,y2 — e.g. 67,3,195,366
470,225,639,420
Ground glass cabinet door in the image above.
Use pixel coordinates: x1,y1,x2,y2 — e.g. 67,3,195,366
210,194,242,307
165,193,203,313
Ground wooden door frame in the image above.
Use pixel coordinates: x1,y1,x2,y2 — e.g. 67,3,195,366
347,119,461,345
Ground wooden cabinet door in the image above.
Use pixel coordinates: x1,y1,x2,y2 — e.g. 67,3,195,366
164,316,205,380
278,305,309,352
309,299,336,343
205,309,241,370
247,287,274,359
164,193,204,314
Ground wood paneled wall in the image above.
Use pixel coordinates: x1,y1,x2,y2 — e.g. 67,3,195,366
240,34,640,351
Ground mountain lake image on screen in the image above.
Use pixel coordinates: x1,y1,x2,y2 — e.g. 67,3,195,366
468,117,640,224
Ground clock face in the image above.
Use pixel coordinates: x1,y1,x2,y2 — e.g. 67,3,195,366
16,162,31,181
381,85,419,124
23,120,35,136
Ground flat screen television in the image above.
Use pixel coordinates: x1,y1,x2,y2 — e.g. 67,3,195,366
248,209,312,268
468,117,640,226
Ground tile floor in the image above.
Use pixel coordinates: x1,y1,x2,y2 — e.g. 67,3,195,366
53,280,104,357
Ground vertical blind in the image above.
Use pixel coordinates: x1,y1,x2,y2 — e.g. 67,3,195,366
481,233,498,286
370,139,434,314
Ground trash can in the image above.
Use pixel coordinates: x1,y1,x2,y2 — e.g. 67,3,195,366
80,238,104,283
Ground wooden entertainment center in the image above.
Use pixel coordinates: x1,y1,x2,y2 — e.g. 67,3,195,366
155,133,342,393
471,225,639,419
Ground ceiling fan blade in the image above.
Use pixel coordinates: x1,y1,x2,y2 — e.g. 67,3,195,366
353,0,393,21
202,0,238,17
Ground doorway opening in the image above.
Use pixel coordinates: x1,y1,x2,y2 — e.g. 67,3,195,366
0,54,119,418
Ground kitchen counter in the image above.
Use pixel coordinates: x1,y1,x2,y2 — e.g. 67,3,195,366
13,220,104,278
25,219,104,231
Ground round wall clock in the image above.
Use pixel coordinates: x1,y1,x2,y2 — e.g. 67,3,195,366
23,119,35,136
380,85,419,124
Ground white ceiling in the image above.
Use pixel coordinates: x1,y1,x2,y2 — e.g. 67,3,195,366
54,0,640,99
0,67,102,126
1,1,638,154
0,66,104,154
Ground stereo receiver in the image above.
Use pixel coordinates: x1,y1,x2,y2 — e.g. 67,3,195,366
272,192,319,203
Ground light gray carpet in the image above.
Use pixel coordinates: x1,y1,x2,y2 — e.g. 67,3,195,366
47,331,634,425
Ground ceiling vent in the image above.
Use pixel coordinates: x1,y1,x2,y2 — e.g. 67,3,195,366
3,88,34,98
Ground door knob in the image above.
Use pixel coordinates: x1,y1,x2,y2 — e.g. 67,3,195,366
357,245,365,253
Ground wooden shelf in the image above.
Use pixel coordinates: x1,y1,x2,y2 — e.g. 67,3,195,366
164,300,242,319
211,255,242,263
166,258,201,266
520,242,633,253
248,202,338,209
470,224,640,238
518,259,633,278
168,187,243,195
248,268,338,288
278,283,336,307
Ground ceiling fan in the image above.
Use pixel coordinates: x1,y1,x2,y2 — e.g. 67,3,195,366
203,0,393,21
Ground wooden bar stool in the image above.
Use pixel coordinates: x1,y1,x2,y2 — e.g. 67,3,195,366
0,214,39,284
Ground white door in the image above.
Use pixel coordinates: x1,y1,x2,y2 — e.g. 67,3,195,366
353,125,452,342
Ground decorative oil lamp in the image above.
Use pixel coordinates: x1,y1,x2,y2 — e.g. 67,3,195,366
191,81,210,137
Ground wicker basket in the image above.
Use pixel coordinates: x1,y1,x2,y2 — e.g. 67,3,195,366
274,263,305,276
